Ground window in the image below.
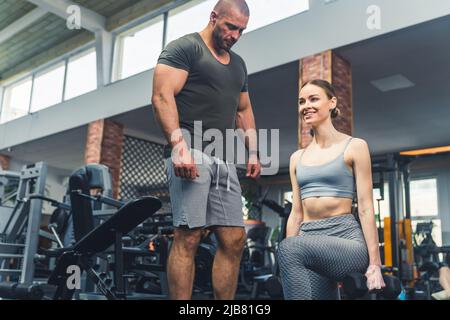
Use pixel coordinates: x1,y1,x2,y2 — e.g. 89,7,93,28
65,49,97,100
284,191,293,203
245,0,309,33
166,0,215,44
166,0,309,42
30,62,65,112
1,77,32,123
0,46,96,122
373,182,390,224
0,172,20,207
410,178,438,217
410,178,441,246
115,16,164,80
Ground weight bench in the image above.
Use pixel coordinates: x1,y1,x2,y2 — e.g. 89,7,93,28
48,196,161,300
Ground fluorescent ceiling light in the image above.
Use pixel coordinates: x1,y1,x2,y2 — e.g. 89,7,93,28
371,74,415,92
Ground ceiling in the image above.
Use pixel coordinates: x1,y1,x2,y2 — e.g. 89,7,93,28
72,0,143,17
337,14,450,156
0,0,172,79
0,13,88,77
0,1,36,32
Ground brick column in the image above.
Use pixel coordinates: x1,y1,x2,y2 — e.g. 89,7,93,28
0,154,10,170
299,50,353,148
85,119,124,199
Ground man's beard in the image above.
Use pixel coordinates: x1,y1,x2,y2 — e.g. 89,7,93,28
212,27,233,52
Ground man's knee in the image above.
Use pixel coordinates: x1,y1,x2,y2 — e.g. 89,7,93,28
217,228,246,255
172,227,203,255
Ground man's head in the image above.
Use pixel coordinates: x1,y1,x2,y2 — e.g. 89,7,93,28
210,0,250,51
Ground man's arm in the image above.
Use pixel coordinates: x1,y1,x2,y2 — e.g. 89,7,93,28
236,92,260,178
152,64,188,147
236,92,257,153
152,64,198,179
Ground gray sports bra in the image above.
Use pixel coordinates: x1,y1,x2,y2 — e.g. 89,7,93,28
296,138,355,200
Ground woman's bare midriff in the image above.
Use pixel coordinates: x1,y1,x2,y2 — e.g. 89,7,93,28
302,197,353,222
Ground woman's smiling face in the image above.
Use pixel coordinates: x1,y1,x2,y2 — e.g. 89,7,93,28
299,83,337,125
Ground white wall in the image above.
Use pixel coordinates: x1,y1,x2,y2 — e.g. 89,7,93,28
8,157,28,172
2,0,450,150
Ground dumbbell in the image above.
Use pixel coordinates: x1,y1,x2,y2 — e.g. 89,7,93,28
343,273,401,299
264,276,283,298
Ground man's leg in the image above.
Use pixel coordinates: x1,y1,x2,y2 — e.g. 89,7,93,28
164,149,212,299
167,227,203,299
210,226,246,299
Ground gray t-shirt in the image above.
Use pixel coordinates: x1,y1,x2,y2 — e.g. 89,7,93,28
157,33,248,160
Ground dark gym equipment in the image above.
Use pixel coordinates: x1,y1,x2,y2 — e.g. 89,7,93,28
412,221,450,299
342,272,402,300
0,281,44,300
0,162,48,299
240,192,290,299
35,164,173,300
48,196,161,300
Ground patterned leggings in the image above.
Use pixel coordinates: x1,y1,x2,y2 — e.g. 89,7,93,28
277,214,369,300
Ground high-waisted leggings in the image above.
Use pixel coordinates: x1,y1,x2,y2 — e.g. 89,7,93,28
277,214,369,300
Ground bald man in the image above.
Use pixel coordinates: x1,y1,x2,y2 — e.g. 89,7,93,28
152,0,260,300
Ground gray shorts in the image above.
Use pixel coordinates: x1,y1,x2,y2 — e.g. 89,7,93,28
164,149,244,229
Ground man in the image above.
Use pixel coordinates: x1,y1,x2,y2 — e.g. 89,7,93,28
152,0,260,300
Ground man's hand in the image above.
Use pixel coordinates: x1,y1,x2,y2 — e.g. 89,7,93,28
171,142,199,180
246,154,261,179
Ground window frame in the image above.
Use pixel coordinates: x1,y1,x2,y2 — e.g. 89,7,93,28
111,0,310,83
244,0,310,34
112,14,166,82
0,43,95,123
30,61,66,113
64,47,98,101
1,76,33,124
409,176,439,219
165,0,213,45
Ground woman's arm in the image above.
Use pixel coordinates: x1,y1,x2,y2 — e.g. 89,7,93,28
351,138,382,266
286,150,304,237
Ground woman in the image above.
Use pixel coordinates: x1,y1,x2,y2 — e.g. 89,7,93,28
277,79,385,300
432,254,450,300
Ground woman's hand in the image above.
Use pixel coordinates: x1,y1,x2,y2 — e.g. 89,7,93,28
365,265,386,291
